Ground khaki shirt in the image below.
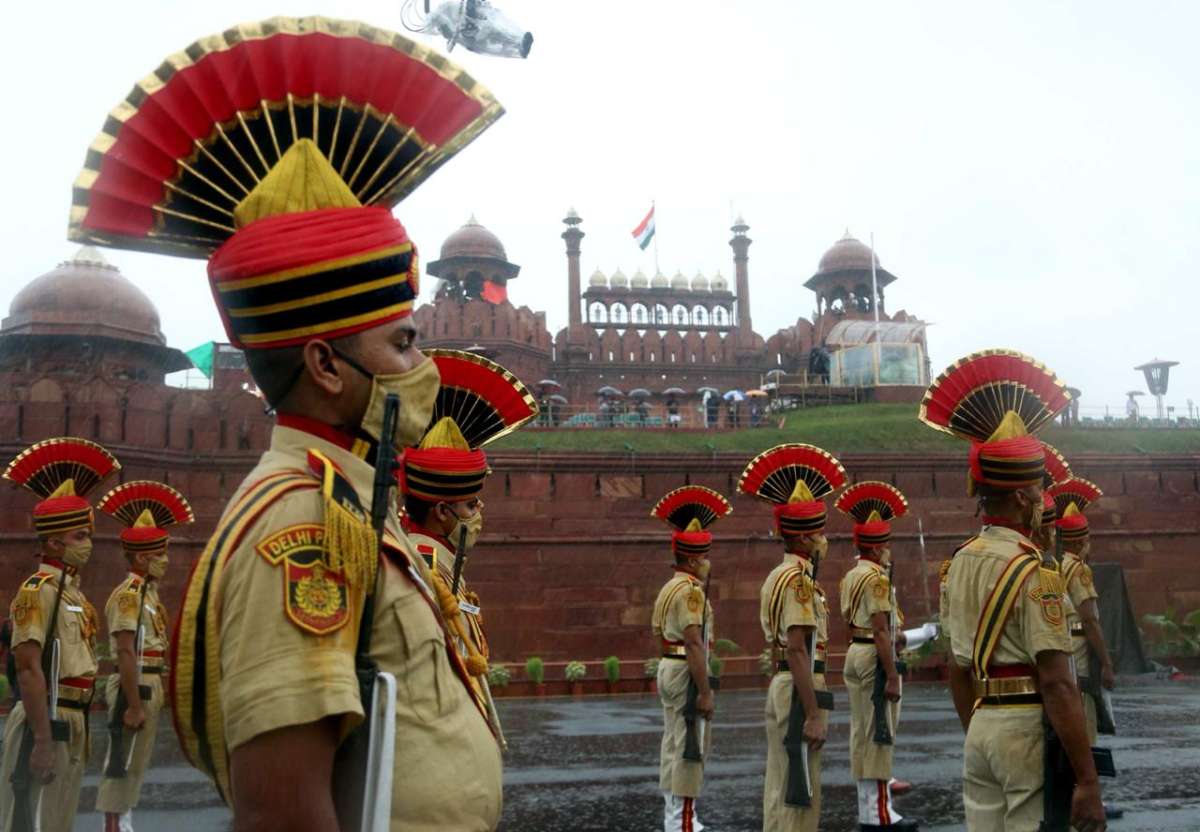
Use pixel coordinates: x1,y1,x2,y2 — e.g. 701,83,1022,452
179,423,501,827
652,571,714,645
105,574,169,658
1062,553,1099,671
10,563,98,682
945,525,1071,670
760,554,821,650
839,559,892,630
409,530,490,662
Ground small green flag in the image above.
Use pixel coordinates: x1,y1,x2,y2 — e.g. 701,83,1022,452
186,342,216,378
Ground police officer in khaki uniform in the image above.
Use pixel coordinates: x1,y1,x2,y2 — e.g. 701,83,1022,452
921,349,1105,832
739,443,846,832
400,349,539,746
72,16,508,829
836,482,920,831
0,438,119,832
650,486,732,832
1046,478,1114,742
94,482,194,832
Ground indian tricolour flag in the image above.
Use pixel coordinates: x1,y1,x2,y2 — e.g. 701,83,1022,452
631,205,656,250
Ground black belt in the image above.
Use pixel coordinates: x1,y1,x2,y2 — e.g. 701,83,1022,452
661,653,687,661
1070,627,1086,637
142,666,166,675
776,660,826,673
56,699,87,711
851,636,875,645
978,693,1043,707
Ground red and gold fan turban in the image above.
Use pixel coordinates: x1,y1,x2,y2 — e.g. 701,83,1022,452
4,438,120,538
920,350,1071,494
69,17,504,351
738,444,846,538
98,481,194,558
400,350,537,503
1047,478,1102,542
651,486,732,559
1041,492,1057,528
836,481,908,549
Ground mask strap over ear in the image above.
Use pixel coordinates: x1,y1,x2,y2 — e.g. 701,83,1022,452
331,345,374,381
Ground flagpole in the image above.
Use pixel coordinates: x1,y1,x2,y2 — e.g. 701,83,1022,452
652,198,660,275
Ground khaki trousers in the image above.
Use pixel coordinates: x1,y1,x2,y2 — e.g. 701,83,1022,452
658,659,710,798
96,674,165,813
0,701,88,832
843,643,900,781
762,671,826,832
963,704,1045,832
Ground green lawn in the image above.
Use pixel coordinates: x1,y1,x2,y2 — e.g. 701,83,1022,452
492,403,1200,455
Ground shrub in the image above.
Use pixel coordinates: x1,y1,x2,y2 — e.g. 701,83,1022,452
708,656,723,678
565,660,587,682
713,638,741,656
1142,609,1200,658
0,676,10,702
525,656,545,685
603,655,621,684
487,664,511,688
758,648,774,677
644,657,661,677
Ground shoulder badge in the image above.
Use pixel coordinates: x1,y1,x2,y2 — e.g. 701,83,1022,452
116,590,140,618
1079,564,1094,590
254,522,348,636
873,576,890,599
686,586,704,613
1028,565,1065,626
791,572,813,603
21,572,52,591
939,558,953,583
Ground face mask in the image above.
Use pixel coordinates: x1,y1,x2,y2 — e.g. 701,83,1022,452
449,510,484,550
878,546,892,566
357,358,441,449
62,539,92,569
148,554,168,579
695,558,712,581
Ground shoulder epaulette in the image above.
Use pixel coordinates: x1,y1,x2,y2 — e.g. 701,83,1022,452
22,572,53,591
1018,539,1042,556
938,559,953,583
952,535,980,557
307,449,375,590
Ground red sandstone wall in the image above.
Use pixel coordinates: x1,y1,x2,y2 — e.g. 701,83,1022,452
468,452,1200,666
0,419,1195,671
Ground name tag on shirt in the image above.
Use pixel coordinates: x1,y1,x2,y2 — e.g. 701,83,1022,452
64,604,84,613
459,601,481,616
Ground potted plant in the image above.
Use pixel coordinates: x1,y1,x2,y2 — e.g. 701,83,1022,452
487,664,512,690
525,657,546,696
603,655,621,694
758,648,774,677
644,657,661,694
565,660,587,697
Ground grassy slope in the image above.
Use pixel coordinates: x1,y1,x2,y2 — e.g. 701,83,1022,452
491,403,1200,455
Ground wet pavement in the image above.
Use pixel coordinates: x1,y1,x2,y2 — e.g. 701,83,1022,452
5,677,1189,831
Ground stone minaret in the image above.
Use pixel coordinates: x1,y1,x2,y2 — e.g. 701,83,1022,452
562,207,584,328
729,215,752,333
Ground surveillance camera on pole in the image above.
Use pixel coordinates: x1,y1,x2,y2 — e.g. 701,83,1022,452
402,0,534,58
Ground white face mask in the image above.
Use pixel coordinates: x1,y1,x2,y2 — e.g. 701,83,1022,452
350,355,441,449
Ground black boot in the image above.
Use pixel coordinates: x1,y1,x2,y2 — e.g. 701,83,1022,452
860,820,920,831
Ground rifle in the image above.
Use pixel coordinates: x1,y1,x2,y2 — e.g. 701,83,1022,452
333,394,400,832
681,569,713,763
1039,718,1117,832
1084,643,1116,735
783,551,833,806
872,561,903,745
11,570,69,832
105,579,152,778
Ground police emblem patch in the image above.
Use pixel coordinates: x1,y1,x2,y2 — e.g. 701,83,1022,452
687,588,703,614
1028,583,1064,626
873,577,890,599
792,575,812,603
256,523,348,634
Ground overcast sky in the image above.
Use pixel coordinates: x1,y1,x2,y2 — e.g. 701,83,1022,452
1,1,1196,417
